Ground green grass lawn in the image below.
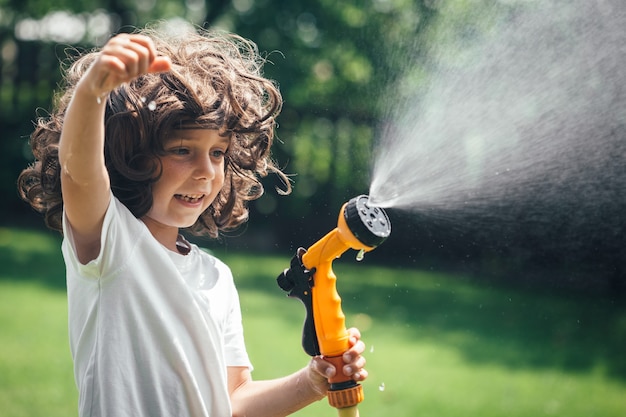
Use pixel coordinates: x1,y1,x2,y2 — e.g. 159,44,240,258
1,226,625,416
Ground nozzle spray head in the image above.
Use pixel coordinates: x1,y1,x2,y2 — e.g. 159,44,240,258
342,195,391,249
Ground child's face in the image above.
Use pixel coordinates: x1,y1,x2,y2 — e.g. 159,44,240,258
143,129,229,230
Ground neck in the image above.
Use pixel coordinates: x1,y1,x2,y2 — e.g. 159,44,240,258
141,216,181,253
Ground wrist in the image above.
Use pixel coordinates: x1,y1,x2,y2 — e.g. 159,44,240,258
73,62,115,105
73,81,107,105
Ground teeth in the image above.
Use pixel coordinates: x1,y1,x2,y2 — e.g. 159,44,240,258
178,194,204,202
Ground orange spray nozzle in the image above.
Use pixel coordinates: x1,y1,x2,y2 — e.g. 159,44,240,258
277,195,391,410
300,195,390,356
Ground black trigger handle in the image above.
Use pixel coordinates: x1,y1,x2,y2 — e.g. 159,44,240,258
276,247,320,357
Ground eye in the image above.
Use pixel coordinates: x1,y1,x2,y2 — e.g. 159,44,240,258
169,147,190,156
211,148,227,159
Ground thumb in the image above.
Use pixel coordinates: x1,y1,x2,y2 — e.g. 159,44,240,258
307,357,332,398
148,56,172,73
310,356,336,380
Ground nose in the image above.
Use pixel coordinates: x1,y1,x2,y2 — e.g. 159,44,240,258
193,153,216,181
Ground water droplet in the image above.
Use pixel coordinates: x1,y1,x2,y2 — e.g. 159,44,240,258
148,101,157,111
378,382,385,392
356,249,365,262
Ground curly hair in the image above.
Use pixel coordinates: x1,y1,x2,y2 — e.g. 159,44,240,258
18,27,290,238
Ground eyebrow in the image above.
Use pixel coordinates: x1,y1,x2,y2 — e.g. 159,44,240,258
166,133,231,144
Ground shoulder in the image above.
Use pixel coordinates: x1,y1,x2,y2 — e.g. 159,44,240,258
178,244,234,291
201,248,233,280
63,193,149,275
192,245,229,270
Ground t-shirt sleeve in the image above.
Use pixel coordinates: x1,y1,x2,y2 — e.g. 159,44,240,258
224,287,253,369
213,259,253,370
62,193,147,279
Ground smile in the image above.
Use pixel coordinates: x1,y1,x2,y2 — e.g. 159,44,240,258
175,194,205,203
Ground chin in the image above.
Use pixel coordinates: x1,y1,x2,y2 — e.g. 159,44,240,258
179,218,199,229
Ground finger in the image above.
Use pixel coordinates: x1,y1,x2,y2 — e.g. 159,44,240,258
343,353,366,371
353,339,366,354
123,36,160,75
96,54,124,77
353,368,368,382
102,35,154,78
343,365,367,380
353,355,367,369
347,327,362,341
100,44,139,78
347,328,363,349
105,34,154,59
344,352,367,375
124,34,157,62
117,42,149,76
346,369,368,381
148,56,172,73
342,341,365,363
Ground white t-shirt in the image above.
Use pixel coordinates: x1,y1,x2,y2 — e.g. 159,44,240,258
62,195,251,417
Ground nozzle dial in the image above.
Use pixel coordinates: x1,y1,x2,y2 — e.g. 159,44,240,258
344,195,391,248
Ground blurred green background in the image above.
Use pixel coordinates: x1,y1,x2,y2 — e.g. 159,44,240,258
1,227,625,416
2,0,625,292
1,0,625,416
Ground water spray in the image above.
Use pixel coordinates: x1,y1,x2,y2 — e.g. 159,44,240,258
277,195,391,417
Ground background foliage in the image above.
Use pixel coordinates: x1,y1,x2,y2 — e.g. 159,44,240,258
1,0,624,295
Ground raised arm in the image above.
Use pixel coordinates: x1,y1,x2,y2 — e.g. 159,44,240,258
59,34,170,263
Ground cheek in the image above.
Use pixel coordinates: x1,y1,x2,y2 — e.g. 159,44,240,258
216,162,226,184
213,173,226,196
209,166,226,199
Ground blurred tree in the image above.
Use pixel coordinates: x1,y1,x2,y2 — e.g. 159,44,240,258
1,0,440,227
205,0,440,229
3,0,622,295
